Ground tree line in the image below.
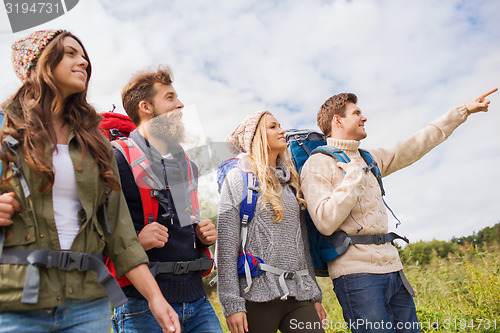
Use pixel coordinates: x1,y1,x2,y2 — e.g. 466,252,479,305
398,222,500,266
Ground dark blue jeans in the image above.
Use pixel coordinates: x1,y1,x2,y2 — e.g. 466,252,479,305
0,298,111,333
112,296,222,333
333,271,420,333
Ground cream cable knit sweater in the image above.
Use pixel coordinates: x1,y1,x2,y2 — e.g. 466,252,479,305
217,159,322,317
300,105,469,280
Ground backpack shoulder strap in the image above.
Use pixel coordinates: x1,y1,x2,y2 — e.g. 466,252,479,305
359,149,385,196
311,145,351,164
112,138,160,225
0,112,4,256
237,167,258,252
113,138,165,188
0,110,4,176
239,168,258,225
358,149,378,174
358,149,401,225
111,139,131,163
311,147,385,197
237,167,259,293
184,153,200,222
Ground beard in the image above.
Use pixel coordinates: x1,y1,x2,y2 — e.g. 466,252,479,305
149,109,186,147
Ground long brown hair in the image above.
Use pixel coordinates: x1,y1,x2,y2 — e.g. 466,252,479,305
0,31,120,193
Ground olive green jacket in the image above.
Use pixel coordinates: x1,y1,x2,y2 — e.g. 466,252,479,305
0,105,148,311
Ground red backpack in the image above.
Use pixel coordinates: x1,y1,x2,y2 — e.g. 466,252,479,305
98,112,212,287
98,111,136,140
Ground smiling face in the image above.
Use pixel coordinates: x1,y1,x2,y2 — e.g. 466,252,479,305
333,102,368,140
52,36,89,100
265,114,287,154
150,82,184,117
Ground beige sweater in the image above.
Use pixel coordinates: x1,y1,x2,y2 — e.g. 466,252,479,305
300,105,469,279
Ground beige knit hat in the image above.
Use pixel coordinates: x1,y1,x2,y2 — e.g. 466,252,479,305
226,110,267,154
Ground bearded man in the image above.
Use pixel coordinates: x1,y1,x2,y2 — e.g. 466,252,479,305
112,66,222,333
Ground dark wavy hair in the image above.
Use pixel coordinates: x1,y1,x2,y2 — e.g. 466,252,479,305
0,31,120,193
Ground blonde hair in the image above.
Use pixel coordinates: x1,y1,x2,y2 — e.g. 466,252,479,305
249,112,306,222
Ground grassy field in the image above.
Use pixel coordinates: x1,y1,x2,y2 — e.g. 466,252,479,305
206,243,500,332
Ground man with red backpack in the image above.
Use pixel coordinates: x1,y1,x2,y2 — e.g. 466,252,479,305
110,65,222,333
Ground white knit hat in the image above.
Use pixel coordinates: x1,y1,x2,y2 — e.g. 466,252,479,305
226,110,267,154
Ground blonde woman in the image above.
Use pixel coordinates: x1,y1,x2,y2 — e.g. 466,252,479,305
217,111,325,333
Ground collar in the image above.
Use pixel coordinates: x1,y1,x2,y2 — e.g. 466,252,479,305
326,137,360,151
275,159,291,184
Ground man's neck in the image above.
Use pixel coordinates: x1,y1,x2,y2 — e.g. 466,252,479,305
137,125,169,155
329,133,355,141
138,125,148,141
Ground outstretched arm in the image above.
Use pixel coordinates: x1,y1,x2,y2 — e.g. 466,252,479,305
372,88,498,177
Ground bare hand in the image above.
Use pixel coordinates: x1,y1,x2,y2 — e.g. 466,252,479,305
148,296,181,333
138,222,169,251
226,311,248,333
195,218,217,246
0,192,20,227
465,88,497,114
314,302,327,323
125,264,180,332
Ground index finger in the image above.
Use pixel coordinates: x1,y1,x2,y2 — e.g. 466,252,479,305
480,88,498,99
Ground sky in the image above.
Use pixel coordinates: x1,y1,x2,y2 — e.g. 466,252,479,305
0,0,499,242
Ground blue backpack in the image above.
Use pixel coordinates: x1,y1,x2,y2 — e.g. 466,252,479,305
217,157,259,229
217,158,266,290
216,157,310,299
0,112,3,256
0,111,4,175
285,129,407,277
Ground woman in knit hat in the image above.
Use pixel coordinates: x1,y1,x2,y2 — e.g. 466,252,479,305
0,30,180,332
217,110,326,333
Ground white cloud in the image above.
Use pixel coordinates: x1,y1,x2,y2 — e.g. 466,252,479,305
1,0,499,241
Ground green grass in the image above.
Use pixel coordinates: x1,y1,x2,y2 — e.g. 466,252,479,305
406,244,500,333
207,244,500,332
